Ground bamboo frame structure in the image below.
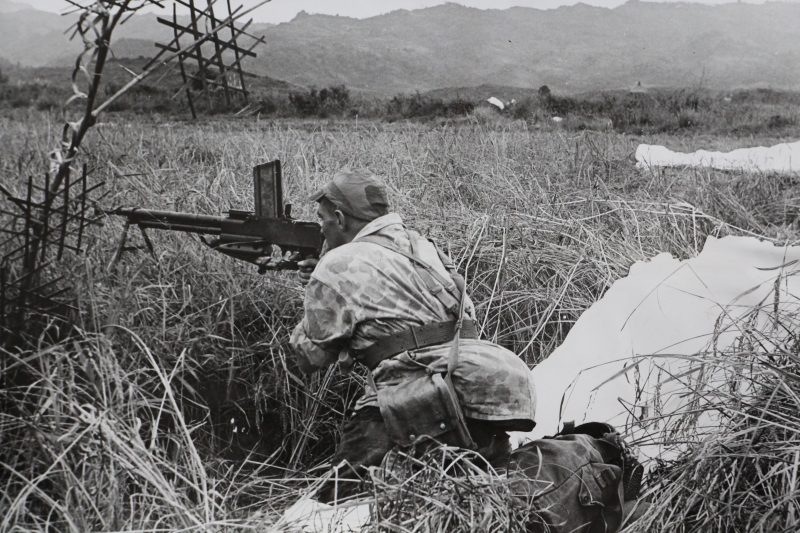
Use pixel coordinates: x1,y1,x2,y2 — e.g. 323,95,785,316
151,0,266,117
0,0,269,342
0,165,104,335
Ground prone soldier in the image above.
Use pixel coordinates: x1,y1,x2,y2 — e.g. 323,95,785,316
289,168,537,501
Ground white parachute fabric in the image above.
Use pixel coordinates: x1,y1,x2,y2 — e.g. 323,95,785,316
486,96,505,110
511,236,800,462
636,140,800,174
271,498,371,533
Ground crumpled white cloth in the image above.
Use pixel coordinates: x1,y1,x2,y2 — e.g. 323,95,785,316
636,141,800,174
511,236,800,462
269,498,371,533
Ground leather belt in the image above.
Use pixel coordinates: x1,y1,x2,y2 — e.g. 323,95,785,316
355,320,479,370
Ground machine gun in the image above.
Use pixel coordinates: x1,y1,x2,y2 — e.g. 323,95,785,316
101,160,323,272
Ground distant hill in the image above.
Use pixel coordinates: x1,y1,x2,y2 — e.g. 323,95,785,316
6,56,301,102
421,85,540,102
0,0,29,12
256,2,800,94
0,3,168,67
2,1,800,95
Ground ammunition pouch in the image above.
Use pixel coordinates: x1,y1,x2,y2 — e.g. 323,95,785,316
377,371,473,449
510,433,627,533
555,422,644,501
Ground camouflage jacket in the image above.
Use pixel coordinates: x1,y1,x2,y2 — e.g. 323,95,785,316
290,213,536,424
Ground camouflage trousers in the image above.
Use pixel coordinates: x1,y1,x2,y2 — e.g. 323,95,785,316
318,406,512,503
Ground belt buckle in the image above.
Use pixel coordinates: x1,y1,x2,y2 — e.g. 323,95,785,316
410,326,420,349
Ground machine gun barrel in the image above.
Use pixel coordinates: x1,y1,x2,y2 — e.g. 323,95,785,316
98,160,323,272
101,207,226,235
98,205,323,272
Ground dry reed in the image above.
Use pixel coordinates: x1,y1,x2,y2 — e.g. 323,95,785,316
1,112,799,530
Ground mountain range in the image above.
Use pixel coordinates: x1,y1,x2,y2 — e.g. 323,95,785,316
1,0,799,95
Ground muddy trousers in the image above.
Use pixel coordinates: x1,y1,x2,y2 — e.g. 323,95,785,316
319,406,512,503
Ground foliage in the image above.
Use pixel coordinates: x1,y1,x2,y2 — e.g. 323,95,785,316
3,65,800,135
367,446,536,532
537,85,551,99
509,97,536,120
288,85,352,117
629,271,800,532
503,87,800,135
385,92,474,120
0,82,69,110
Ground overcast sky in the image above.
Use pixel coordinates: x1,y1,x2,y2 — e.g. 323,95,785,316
22,0,800,22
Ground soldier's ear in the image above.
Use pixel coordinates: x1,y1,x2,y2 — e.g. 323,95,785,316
333,209,347,230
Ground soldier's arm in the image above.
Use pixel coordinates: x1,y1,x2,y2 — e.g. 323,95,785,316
289,278,356,373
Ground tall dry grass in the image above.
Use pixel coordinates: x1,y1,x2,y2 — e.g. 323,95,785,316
1,111,799,530
627,265,800,532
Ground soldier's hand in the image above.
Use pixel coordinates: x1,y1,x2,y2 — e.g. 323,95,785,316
337,351,355,373
255,256,273,274
297,258,318,286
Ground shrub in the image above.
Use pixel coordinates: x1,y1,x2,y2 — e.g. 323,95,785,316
385,92,474,120
766,113,795,129
106,96,131,112
537,85,551,99
510,97,536,120
255,95,279,115
35,96,59,111
288,85,351,117
541,93,581,116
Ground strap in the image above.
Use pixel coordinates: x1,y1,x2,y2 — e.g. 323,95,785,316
356,232,463,315
434,242,468,298
357,230,477,450
355,320,479,370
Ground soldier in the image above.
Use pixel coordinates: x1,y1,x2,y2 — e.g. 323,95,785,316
290,168,536,501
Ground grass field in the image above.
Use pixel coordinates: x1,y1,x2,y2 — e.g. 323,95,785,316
1,106,800,530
